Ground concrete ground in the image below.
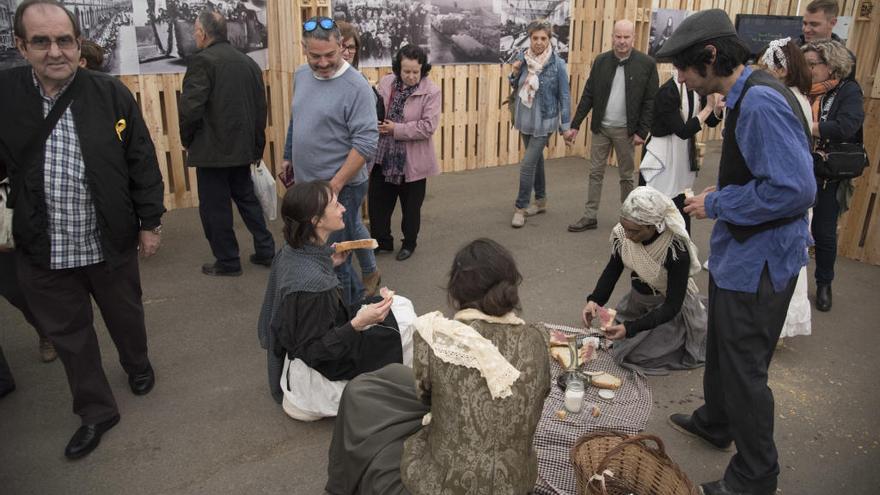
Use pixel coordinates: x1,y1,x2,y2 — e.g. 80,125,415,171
1,141,878,494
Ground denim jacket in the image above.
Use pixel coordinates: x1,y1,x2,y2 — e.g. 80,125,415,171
509,51,571,129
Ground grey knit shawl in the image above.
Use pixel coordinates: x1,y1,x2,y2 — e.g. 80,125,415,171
257,243,341,403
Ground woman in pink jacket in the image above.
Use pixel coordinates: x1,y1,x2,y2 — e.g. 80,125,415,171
371,45,441,261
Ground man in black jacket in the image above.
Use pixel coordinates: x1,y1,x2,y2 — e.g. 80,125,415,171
564,20,659,232
179,10,274,277
0,0,165,460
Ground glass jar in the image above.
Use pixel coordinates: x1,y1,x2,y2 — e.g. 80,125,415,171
564,378,585,413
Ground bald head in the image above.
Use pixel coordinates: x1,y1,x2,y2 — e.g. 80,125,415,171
612,19,635,59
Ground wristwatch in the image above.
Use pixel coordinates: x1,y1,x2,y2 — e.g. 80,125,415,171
143,225,163,235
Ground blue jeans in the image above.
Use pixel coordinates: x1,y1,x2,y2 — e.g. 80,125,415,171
811,179,840,286
515,134,548,209
328,182,373,305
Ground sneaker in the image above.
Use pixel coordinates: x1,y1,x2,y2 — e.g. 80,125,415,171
524,198,547,216
39,338,58,363
362,270,382,298
511,208,526,228
567,216,597,232
668,413,734,451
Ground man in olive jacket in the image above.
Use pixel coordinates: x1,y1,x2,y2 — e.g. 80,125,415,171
179,10,274,276
564,20,659,232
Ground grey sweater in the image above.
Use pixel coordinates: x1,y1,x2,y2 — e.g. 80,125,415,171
289,64,378,185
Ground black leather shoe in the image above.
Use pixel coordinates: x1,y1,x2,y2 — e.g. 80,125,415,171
396,248,413,261
201,263,242,277
668,413,733,451
816,284,832,312
249,254,273,267
568,216,598,232
700,479,775,495
128,365,155,396
374,245,394,254
64,414,120,460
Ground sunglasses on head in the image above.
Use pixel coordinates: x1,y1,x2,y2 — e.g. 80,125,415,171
303,17,335,32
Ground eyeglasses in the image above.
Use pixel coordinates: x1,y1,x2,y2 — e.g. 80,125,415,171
341,43,357,53
303,17,335,32
25,35,79,51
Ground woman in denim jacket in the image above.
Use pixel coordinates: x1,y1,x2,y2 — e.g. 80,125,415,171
508,19,571,228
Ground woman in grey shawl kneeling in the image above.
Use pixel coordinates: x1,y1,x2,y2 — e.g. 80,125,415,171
583,186,707,375
325,238,551,495
257,181,411,421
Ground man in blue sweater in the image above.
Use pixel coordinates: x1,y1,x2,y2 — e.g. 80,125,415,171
285,17,379,305
655,10,816,495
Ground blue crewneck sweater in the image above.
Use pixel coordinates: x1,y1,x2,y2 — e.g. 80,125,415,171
287,64,378,185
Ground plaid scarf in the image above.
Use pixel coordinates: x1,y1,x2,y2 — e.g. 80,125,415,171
808,79,839,122
375,78,419,185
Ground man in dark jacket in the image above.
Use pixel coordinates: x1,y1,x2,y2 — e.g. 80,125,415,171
564,19,659,232
0,0,165,460
179,10,274,277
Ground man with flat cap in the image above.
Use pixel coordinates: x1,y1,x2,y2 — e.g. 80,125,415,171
656,9,815,495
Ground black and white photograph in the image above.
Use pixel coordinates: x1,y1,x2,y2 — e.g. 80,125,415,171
499,0,571,63
648,8,689,57
428,0,500,64
333,0,430,67
0,0,139,74
133,0,268,74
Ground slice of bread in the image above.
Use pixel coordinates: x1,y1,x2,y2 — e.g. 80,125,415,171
590,372,621,390
334,239,379,253
550,347,572,368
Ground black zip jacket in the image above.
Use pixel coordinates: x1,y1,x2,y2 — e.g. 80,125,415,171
571,50,659,139
0,67,165,270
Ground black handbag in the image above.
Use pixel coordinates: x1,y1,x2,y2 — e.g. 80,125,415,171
813,142,868,180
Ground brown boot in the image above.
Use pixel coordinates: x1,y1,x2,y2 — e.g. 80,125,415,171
39,338,58,363
362,270,382,298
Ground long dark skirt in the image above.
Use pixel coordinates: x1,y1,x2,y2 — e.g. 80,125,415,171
326,363,429,495
611,288,707,375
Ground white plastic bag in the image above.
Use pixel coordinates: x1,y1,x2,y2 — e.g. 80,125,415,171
0,179,13,249
250,160,277,222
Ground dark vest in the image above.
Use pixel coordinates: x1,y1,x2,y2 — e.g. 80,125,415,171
719,70,812,242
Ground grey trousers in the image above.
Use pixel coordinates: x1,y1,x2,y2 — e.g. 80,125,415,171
584,126,636,220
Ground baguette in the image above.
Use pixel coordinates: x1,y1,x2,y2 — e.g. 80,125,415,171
334,239,379,253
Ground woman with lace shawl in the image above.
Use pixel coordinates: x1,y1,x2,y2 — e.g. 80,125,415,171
326,238,551,495
582,186,707,374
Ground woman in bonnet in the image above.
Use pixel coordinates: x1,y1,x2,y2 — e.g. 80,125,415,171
582,186,707,374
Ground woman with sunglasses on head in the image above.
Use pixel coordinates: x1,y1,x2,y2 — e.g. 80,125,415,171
802,39,864,312
370,44,441,261
257,181,415,422
326,238,550,495
508,19,571,228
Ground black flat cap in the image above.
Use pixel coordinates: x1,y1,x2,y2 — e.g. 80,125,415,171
654,9,738,59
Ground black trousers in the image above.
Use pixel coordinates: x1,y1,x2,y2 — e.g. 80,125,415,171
368,165,427,251
691,266,796,493
811,179,840,286
17,250,151,424
196,166,275,270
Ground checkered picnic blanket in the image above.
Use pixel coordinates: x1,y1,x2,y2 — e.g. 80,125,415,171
533,324,653,495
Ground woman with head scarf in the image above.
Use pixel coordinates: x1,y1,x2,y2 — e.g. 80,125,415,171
582,186,707,374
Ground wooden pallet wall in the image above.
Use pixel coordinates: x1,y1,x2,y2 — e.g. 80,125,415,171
125,0,879,263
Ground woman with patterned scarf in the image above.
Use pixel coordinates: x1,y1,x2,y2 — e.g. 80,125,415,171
508,19,571,228
582,186,707,374
802,40,864,312
371,45,441,262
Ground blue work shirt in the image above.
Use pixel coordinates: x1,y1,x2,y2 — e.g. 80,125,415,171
705,66,816,293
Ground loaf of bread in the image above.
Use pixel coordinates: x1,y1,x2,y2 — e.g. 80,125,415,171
590,372,621,390
334,239,379,253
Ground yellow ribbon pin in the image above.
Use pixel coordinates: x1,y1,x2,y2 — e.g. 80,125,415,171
115,119,126,141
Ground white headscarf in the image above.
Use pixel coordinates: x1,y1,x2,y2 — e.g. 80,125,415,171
618,186,702,280
761,37,791,72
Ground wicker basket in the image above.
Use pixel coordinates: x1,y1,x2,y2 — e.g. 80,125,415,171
571,432,699,495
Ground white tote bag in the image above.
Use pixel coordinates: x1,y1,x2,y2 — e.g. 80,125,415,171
250,160,277,222
0,179,14,249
